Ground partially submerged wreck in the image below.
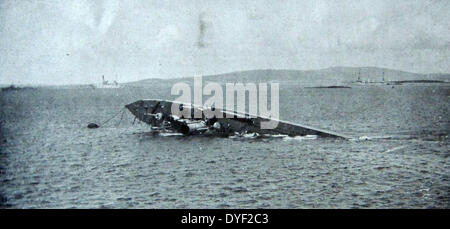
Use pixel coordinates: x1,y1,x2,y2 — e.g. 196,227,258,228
125,99,349,139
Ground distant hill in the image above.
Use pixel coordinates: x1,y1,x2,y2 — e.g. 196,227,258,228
124,67,449,87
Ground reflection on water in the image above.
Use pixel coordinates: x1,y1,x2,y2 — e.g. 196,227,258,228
0,84,448,208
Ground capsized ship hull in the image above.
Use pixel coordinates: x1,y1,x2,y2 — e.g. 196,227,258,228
125,99,349,139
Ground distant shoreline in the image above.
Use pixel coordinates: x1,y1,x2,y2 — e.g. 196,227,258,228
305,86,352,89
1,85,37,92
1,67,449,88
389,80,447,84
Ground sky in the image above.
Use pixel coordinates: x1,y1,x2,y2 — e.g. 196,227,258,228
0,0,449,85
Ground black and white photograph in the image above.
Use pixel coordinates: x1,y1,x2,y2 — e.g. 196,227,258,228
0,0,448,215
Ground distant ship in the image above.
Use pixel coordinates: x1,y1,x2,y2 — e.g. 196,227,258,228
354,69,387,85
96,75,121,88
355,69,366,84
356,69,362,83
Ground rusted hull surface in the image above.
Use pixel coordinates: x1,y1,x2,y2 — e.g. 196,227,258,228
125,99,349,139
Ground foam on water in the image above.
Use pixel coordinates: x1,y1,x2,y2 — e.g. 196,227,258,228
283,135,318,141
158,132,183,137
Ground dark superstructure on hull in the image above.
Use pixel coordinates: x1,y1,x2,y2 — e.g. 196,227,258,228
125,99,349,139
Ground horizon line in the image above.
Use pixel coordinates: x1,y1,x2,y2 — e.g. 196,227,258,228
1,65,449,87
